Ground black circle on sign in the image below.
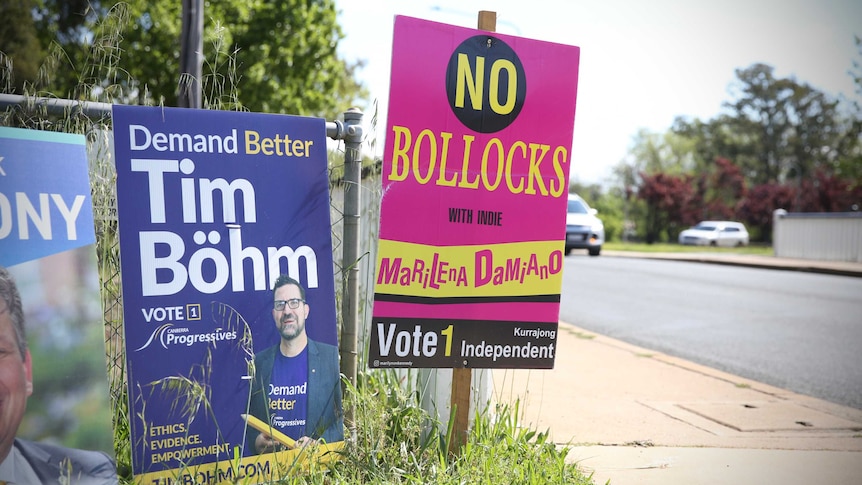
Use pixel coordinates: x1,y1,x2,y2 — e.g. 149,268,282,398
445,35,526,133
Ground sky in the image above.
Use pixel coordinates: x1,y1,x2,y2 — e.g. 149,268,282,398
335,0,862,186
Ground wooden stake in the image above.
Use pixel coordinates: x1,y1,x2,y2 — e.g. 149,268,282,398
449,367,472,454
477,10,497,31
448,10,497,457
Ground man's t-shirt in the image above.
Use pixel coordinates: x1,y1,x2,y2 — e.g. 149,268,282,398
267,347,309,440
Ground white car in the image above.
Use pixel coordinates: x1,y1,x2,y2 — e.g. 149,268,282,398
565,194,604,256
678,221,749,247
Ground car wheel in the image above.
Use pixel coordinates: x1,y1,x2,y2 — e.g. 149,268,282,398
565,247,572,256
588,246,601,257
710,241,717,247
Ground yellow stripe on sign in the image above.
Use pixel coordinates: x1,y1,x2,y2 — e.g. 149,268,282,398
133,441,345,483
374,240,564,298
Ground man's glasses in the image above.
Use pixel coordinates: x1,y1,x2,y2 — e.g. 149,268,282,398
273,298,305,311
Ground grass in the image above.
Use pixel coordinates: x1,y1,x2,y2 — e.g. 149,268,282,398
319,370,596,485
226,369,596,484
604,241,774,256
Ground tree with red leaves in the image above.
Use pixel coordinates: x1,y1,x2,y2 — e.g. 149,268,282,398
797,170,862,212
698,157,748,221
738,183,796,241
637,172,695,243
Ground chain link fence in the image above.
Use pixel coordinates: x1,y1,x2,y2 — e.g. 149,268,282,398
2,101,380,477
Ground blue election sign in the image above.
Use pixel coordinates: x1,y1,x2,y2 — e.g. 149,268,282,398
0,127,95,266
112,106,338,480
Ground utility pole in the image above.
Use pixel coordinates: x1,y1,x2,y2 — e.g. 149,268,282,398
179,0,203,108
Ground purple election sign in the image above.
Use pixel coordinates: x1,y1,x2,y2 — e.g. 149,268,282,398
112,106,338,481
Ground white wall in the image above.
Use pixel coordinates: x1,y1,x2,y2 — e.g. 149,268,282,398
773,210,862,263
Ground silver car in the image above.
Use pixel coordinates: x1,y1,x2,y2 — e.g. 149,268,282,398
565,194,604,256
678,220,750,247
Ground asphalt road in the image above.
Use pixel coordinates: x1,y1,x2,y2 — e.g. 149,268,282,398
558,254,862,410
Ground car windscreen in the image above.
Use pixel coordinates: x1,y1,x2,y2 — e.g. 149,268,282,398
693,224,718,231
567,199,588,214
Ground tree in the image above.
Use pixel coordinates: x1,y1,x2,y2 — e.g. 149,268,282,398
16,0,368,117
569,181,624,242
613,128,705,243
724,63,844,187
0,0,44,92
672,115,766,184
796,170,862,212
621,128,698,178
836,36,862,186
696,157,747,221
737,183,795,242
668,60,860,240
637,172,696,243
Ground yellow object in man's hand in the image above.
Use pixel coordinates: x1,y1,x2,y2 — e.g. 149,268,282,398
241,413,297,449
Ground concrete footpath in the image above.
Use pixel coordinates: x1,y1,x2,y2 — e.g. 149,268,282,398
492,252,862,485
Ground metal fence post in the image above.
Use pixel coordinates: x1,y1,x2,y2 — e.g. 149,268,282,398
339,107,363,428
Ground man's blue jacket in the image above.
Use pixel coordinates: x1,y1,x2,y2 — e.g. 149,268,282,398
246,338,344,454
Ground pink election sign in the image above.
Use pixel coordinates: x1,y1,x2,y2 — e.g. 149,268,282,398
370,15,580,369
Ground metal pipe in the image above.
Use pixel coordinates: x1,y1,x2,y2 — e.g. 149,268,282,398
1,94,347,140
0,93,112,118
339,107,363,430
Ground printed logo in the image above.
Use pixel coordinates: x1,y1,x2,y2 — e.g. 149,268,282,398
446,35,527,133
270,414,305,428
135,323,238,351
